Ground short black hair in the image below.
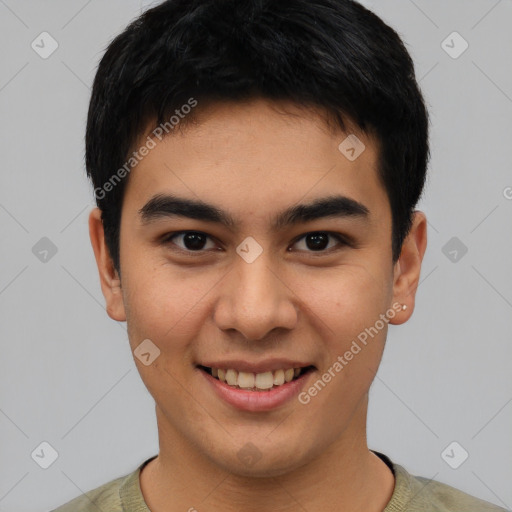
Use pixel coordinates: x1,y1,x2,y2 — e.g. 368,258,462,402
86,0,430,274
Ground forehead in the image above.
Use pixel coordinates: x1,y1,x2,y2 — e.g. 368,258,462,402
123,98,389,228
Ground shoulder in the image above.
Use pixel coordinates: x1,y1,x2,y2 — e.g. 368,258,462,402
393,463,509,512
50,473,127,512
414,474,508,512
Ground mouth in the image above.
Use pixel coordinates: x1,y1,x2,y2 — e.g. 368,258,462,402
197,364,315,392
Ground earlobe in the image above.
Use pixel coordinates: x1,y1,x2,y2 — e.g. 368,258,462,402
389,210,428,325
88,208,127,322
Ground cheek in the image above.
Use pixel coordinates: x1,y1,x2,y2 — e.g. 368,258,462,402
121,269,208,405
302,263,389,324
122,265,212,351
121,246,391,350
300,264,392,377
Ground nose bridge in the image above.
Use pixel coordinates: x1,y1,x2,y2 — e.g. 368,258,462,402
237,253,278,307
214,245,297,340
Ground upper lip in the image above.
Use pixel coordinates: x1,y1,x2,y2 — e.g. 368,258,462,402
197,359,315,374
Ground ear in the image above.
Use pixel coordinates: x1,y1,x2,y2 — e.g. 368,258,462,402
389,210,428,325
88,208,126,322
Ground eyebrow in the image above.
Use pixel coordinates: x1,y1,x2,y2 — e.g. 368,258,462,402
138,193,370,231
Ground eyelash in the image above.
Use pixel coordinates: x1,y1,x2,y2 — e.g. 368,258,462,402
160,230,351,256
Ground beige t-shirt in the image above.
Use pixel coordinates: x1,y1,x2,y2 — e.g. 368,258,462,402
51,451,509,511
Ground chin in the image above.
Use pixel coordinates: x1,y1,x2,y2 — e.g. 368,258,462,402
208,441,313,479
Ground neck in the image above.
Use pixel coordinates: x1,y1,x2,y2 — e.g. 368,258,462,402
140,396,395,512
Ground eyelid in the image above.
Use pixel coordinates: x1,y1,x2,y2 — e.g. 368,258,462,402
161,230,352,254
289,231,352,251
161,230,219,254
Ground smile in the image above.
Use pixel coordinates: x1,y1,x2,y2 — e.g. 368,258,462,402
198,365,315,391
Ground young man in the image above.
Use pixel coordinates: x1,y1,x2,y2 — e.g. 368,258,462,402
53,0,508,510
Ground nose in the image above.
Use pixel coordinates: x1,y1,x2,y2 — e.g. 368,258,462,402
213,250,299,341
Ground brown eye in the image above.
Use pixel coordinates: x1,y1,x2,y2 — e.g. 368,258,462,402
290,232,348,253
163,231,217,251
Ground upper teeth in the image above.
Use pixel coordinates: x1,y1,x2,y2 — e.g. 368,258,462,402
212,367,302,390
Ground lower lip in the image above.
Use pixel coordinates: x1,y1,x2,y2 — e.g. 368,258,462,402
198,368,314,412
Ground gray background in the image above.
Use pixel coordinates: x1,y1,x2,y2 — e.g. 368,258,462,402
0,0,511,510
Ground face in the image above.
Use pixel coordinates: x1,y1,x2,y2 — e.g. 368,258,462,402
90,98,426,477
